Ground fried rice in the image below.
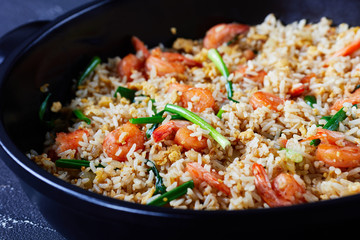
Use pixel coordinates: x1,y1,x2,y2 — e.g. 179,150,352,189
28,14,360,210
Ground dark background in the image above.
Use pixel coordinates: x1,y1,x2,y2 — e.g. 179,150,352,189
0,1,93,239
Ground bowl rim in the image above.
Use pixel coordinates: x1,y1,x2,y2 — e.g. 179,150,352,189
0,0,359,220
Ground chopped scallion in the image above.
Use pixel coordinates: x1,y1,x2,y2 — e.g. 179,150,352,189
77,56,101,87
39,93,51,121
164,104,230,149
73,109,91,125
304,95,316,108
322,107,347,131
114,86,136,102
146,159,166,195
217,109,224,119
55,159,104,169
282,148,303,163
207,48,238,103
147,180,194,206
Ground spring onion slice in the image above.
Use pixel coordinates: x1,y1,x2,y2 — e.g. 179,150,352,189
147,180,194,206
55,159,104,169
73,109,91,125
164,104,231,149
77,56,101,87
216,109,224,119
146,159,166,195
39,93,51,121
207,48,239,103
282,148,303,163
130,116,165,124
322,107,347,131
304,95,316,108
114,86,136,101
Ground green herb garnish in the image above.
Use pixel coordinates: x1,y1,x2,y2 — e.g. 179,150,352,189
216,109,224,119
114,86,137,102
147,180,194,206
304,95,316,108
164,104,230,149
55,159,104,169
282,148,303,163
77,56,101,87
322,107,347,131
73,109,91,125
146,159,166,195
39,93,51,121
207,48,239,103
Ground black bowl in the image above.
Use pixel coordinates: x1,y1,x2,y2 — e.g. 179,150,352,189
1,0,360,238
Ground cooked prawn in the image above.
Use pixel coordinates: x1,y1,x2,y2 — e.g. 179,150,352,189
289,73,316,97
152,120,208,152
145,48,202,76
331,88,360,111
102,122,145,161
235,65,267,83
252,163,306,207
325,38,360,65
167,83,215,113
302,128,360,168
249,91,284,111
181,88,215,112
55,129,89,155
117,54,144,81
186,162,231,196
117,36,149,81
203,23,250,49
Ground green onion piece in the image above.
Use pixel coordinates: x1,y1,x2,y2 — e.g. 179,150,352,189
39,93,51,121
322,107,347,131
352,84,360,93
320,115,333,121
146,123,159,139
130,116,165,124
146,159,166,195
55,159,104,169
283,148,303,163
77,56,101,87
73,109,91,125
304,95,316,108
114,86,136,102
310,139,321,146
150,99,157,114
207,48,238,103
130,114,186,125
147,180,194,206
217,109,224,119
164,104,230,149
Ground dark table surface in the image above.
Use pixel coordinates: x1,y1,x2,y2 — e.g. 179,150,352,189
0,1,93,239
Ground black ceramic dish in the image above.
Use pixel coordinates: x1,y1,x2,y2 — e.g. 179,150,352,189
1,0,360,238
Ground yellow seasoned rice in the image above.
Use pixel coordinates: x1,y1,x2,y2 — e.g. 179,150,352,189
28,14,360,210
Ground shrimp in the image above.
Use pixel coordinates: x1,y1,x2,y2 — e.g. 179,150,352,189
249,91,284,111
302,128,360,168
102,122,145,161
117,54,144,81
186,162,231,196
152,120,208,152
145,48,202,76
167,83,215,113
55,129,89,155
117,36,149,81
252,163,306,207
181,88,215,112
235,65,267,83
325,38,360,65
289,73,316,97
203,23,250,49
331,88,360,111
131,36,150,59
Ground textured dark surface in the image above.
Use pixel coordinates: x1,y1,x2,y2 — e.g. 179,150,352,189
0,1,93,239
